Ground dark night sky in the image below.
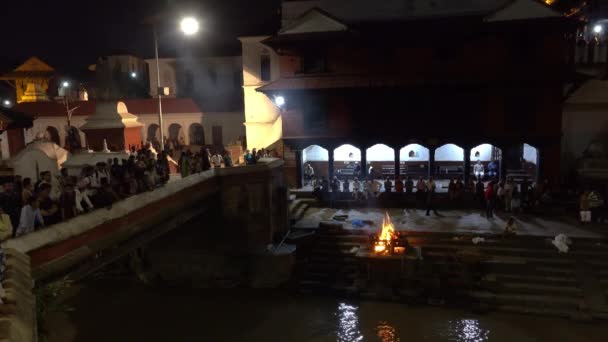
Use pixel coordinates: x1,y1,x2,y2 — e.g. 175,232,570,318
0,0,281,76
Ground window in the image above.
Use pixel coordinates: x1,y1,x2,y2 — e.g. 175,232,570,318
303,95,327,131
260,54,271,81
301,52,326,74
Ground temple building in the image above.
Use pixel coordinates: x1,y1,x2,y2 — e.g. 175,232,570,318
240,0,576,187
0,57,54,103
0,56,247,158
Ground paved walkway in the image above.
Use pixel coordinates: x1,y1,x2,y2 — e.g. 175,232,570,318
295,207,607,239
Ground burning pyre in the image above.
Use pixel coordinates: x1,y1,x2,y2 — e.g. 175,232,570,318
372,212,407,255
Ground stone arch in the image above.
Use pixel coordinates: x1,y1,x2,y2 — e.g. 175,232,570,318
366,144,394,180
470,143,502,181
168,123,185,146
522,143,539,181
399,144,430,179
302,145,329,186
45,126,60,145
189,123,205,146
333,144,362,180
434,143,464,180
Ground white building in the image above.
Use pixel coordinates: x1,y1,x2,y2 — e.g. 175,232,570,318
11,98,232,154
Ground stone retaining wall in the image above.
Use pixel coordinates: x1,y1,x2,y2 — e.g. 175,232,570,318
0,249,36,342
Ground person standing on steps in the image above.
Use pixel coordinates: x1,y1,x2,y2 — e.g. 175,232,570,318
425,177,438,216
485,181,496,219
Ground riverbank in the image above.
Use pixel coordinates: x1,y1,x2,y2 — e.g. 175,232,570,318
46,278,608,342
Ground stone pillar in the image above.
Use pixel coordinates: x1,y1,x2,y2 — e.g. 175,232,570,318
394,148,400,179
361,146,368,178
429,148,436,179
328,148,335,181
295,150,303,188
463,147,471,183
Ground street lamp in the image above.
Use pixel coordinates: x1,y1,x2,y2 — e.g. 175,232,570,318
154,16,200,151
2,100,11,108
130,72,138,79
180,17,200,35
593,24,603,34
274,96,286,108
62,81,70,88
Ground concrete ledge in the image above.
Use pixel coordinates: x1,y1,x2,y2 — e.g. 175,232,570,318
1,159,286,282
0,249,36,342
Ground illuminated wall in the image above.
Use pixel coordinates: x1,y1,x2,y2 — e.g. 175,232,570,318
435,143,464,161
303,145,328,162
239,36,282,150
366,144,394,161
524,143,538,164
334,144,361,161
399,144,430,161
470,144,494,161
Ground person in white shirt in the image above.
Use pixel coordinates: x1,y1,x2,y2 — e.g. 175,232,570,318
503,178,514,211
352,177,362,200
0,207,13,241
473,161,484,180
16,197,44,237
210,153,224,168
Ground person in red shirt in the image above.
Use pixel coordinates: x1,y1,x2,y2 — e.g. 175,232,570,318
485,181,495,219
395,177,404,193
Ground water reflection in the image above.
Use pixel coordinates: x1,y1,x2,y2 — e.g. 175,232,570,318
336,303,364,342
440,319,490,342
376,321,400,342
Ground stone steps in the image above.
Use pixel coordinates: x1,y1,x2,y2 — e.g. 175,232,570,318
471,291,583,311
498,282,583,297
489,273,578,287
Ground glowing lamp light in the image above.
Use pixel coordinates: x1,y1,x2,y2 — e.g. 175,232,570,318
130,72,137,79
274,96,286,108
2,100,11,107
62,81,70,88
180,17,200,36
593,24,603,34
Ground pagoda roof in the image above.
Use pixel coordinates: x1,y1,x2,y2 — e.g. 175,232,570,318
0,56,55,80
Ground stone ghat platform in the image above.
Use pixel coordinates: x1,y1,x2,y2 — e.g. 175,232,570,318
289,222,608,320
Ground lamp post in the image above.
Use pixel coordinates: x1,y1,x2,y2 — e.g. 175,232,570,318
153,16,200,152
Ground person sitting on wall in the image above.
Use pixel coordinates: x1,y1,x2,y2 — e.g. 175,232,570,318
223,151,233,168
487,160,498,178
405,176,414,194
343,178,350,193
16,196,44,237
304,163,315,186
395,177,404,193
384,177,393,193
473,160,485,180
352,177,362,201
353,162,361,178
455,177,464,200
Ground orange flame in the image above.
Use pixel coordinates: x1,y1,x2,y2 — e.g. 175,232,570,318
374,212,396,253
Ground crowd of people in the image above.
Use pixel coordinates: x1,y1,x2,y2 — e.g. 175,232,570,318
0,142,283,242
307,170,581,216
0,146,176,241
243,148,278,165
177,147,233,178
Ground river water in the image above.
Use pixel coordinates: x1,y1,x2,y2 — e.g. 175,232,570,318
47,279,608,342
